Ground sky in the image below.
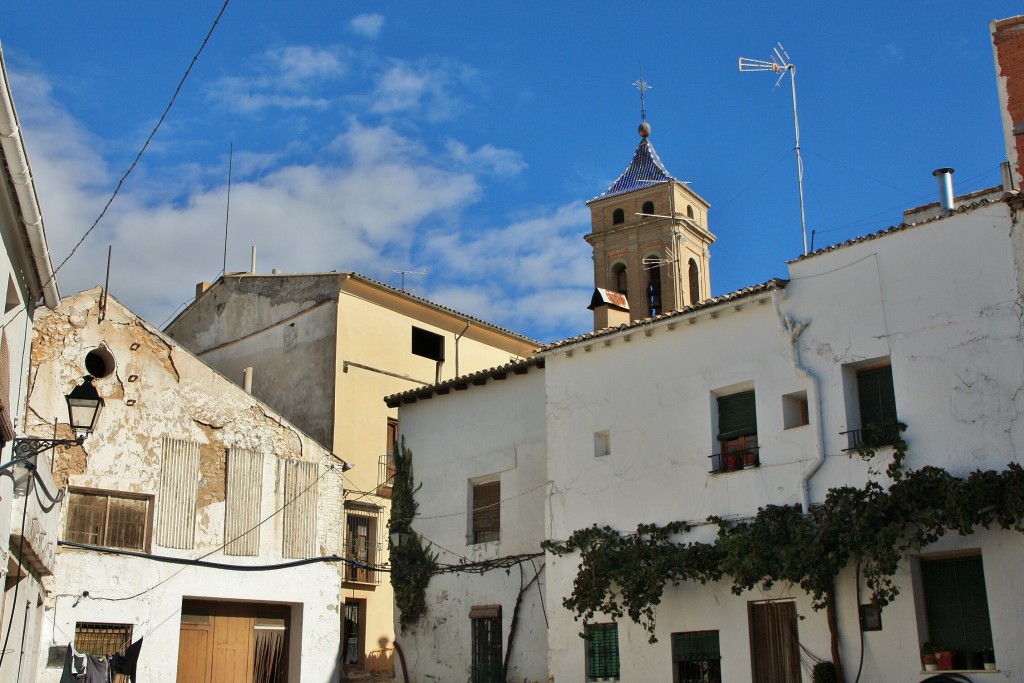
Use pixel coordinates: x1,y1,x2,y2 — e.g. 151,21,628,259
3,2,1021,343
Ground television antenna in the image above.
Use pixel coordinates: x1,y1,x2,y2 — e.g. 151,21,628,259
642,245,678,278
739,43,809,255
391,269,426,291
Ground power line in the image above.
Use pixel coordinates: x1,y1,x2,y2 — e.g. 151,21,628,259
47,0,231,287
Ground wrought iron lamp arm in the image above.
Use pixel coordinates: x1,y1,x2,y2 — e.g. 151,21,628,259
2,436,83,473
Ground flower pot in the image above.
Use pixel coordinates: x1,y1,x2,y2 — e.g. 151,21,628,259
935,650,955,670
984,662,996,670
924,663,938,672
723,453,741,471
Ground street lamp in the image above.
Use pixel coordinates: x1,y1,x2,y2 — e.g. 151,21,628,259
4,376,104,477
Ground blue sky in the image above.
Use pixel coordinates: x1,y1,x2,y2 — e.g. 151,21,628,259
4,2,1020,342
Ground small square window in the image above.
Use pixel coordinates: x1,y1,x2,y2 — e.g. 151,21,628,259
586,623,620,680
65,490,151,552
412,326,445,362
594,431,611,457
782,391,809,429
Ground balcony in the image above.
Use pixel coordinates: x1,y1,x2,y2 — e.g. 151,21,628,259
376,454,396,498
841,421,903,452
709,445,760,474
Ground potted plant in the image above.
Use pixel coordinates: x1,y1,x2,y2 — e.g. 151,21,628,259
934,647,955,670
921,643,938,671
981,647,995,670
812,660,838,683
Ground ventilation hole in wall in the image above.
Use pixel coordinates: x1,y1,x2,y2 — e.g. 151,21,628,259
85,347,115,378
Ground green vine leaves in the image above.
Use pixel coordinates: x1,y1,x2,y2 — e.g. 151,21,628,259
544,432,1024,642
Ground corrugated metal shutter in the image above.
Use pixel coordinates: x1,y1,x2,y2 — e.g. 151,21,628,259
225,448,263,556
156,438,201,549
718,390,757,439
283,459,318,559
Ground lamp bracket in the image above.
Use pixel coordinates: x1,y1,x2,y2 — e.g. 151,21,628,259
11,436,83,465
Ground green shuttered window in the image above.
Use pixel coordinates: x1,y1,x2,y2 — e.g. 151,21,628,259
718,390,757,440
921,554,993,657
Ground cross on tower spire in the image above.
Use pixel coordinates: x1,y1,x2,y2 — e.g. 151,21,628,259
633,65,651,124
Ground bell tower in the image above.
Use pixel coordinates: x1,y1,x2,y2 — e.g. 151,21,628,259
584,116,715,330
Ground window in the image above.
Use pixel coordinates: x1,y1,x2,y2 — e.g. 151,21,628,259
65,490,150,552
782,391,809,429
688,259,699,306
672,630,720,683
74,622,133,656
586,623,620,680
342,599,366,666
470,605,502,683
749,600,800,683
345,503,383,584
411,326,445,362
687,205,695,219
715,390,758,472
850,364,899,448
612,208,625,225
611,264,628,296
378,419,399,497
642,200,655,214
594,430,611,457
920,554,993,666
471,480,500,544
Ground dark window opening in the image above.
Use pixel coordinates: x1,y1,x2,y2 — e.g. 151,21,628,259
611,264,628,297
642,200,655,214
672,630,721,683
586,623,620,680
714,390,758,472
854,364,899,448
687,205,695,219
472,480,500,544
612,208,625,225
470,608,502,683
688,259,699,306
646,263,662,316
411,327,445,362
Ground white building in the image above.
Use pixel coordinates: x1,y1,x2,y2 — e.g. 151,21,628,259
386,15,1024,683
29,290,346,683
0,43,65,683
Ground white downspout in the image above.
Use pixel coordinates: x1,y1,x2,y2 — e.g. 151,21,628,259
772,290,825,513
0,44,59,309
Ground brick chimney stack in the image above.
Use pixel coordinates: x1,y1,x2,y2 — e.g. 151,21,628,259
992,15,1024,190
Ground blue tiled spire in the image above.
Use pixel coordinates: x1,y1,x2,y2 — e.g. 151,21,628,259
591,135,675,202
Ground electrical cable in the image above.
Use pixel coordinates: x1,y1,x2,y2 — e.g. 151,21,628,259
0,478,31,669
45,0,232,287
57,541,347,571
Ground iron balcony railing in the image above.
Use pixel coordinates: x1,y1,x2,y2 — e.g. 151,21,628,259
376,454,396,498
841,421,903,452
709,445,760,473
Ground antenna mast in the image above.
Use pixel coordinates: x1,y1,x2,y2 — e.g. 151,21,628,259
223,142,233,277
739,44,809,255
390,269,427,291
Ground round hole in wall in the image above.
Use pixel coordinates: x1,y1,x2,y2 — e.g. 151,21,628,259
84,347,115,378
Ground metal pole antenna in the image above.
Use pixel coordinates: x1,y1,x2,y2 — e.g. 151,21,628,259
739,44,809,255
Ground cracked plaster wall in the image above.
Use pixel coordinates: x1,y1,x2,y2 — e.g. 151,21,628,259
30,289,344,683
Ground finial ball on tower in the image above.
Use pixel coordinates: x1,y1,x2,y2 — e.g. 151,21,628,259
638,121,651,138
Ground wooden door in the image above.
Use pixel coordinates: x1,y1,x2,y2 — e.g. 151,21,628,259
177,603,214,683
212,602,255,683
748,600,801,683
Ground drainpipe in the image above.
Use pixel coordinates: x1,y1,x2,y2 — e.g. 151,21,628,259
454,321,471,377
772,290,825,513
0,44,59,308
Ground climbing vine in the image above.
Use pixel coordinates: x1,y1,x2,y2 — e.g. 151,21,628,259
544,432,1024,647
389,440,437,630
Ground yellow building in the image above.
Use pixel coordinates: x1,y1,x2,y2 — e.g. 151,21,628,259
164,271,539,676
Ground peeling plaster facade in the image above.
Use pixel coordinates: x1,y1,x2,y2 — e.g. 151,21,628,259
392,195,1024,683
163,272,540,676
28,290,345,683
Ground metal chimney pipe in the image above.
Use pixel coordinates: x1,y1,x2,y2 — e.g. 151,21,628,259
243,367,253,393
250,246,257,273
933,168,955,212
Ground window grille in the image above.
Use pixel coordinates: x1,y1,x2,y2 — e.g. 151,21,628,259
586,623,620,680
672,630,720,683
345,503,383,584
74,622,132,656
470,607,502,683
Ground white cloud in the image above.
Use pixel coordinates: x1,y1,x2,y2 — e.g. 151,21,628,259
446,140,526,177
370,59,472,122
349,13,385,39
207,46,347,113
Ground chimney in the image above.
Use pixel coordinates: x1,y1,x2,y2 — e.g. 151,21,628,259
243,367,253,393
933,168,955,212
991,15,1024,190
589,288,631,331
196,281,210,297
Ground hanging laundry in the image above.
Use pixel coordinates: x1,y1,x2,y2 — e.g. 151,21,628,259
84,654,110,683
59,644,88,682
110,637,143,682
